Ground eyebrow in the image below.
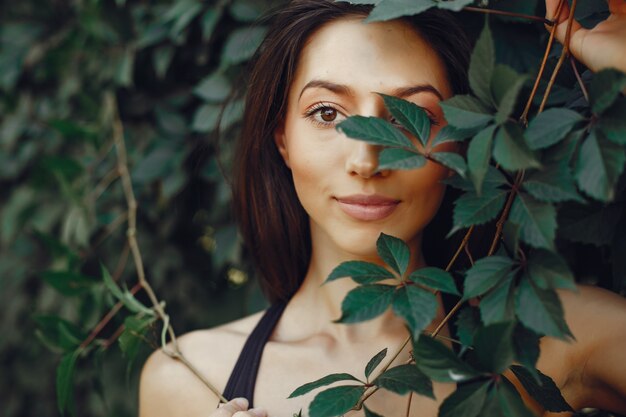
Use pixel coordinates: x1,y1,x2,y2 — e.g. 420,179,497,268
298,79,444,102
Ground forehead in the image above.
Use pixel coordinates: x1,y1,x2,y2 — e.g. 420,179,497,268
291,17,452,99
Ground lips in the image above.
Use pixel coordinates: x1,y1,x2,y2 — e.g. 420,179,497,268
335,194,400,221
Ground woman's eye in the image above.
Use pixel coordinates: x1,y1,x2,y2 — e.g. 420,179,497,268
305,104,345,126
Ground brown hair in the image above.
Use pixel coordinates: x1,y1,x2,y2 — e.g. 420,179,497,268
232,0,471,303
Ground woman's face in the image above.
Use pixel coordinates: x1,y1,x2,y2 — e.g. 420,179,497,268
274,17,455,260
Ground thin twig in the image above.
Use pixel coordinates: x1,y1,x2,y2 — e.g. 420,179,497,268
107,92,227,404
520,0,567,124
538,0,579,114
463,6,553,24
487,171,524,256
570,55,589,103
90,168,121,202
92,212,128,249
405,392,413,417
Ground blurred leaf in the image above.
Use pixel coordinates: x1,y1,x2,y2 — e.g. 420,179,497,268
335,284,395,323
597,97,626,145
194,72,231,102
366,0,433,22
41,271,97,296
221,26,267,66
192,104,221,132
289,373,361,398
309,385,365,417
35,316,86,351
495,378,536,417
365,348,387,380
326,261,395,284
589,68,626,114
513,324,541,374
456,306,480,347
57,349,81,416
229,0,265,22
119,314,157,367
374,364,433,397
376,233,409,276
153,45,175,79
132,146,177,183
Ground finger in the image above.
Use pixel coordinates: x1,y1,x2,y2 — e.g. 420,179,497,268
544,0,585,55
232,409,267,417
215,398,250,416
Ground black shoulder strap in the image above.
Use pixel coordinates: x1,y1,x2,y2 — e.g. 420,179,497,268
222,300,288,407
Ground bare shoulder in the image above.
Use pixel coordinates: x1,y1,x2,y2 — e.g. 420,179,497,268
138,310,265,417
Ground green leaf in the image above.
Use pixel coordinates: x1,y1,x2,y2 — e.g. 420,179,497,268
374,364,434,397
193,72,231,102
376,233,410,276
495,378,536,417
337,116,414,149
493,123,540,171
408,267,459,295
491,65,527,125
473,322,515,373
509,193,556,250
575,129,626,202
366,0,433,22
326,261,395,284
452,188,507,231
513,324,541,375
57,349,81,416
522,163,583,203
41,271,96,296
101,264,154,316
365,348,388,380
525,108,584,150
392,285,438,339
431,125,476,148
308,385,365,417
378,148,425,170
431,151,467,178
463,255,515,299
438,381,491,417
440,95,493,130
597,96,626,145
455,307,481,347
445,165,508,192
118,314,156,362
435,0,474,11
589,68,626,114
221,26,267,66
469,19,495,107
364,405,384,417
479,274,515,325
289,373,362,398
515,279,573,339
34,316,85,351
467,125,497,195
527,250,576,291
336,284,395,323
101,264,124,300
413,336,480,383
192,104,220,133
379,93,430,146
510,365,573,412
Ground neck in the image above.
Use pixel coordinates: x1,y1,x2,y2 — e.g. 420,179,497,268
284,228,428,344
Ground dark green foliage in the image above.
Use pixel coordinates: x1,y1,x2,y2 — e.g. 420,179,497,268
510,366,573,412
308,385,366,417
365,348,388,380
288,374,362,398
373,364,434,397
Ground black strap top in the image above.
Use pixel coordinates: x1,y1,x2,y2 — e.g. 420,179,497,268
222,300,288,407
222,294,461,408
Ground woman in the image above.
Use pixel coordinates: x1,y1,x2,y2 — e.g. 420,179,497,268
139,1,626,416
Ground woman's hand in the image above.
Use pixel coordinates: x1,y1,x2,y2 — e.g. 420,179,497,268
211,398,268,417
545,0,626,73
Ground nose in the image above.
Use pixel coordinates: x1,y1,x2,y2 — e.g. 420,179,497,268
345,141,388,178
